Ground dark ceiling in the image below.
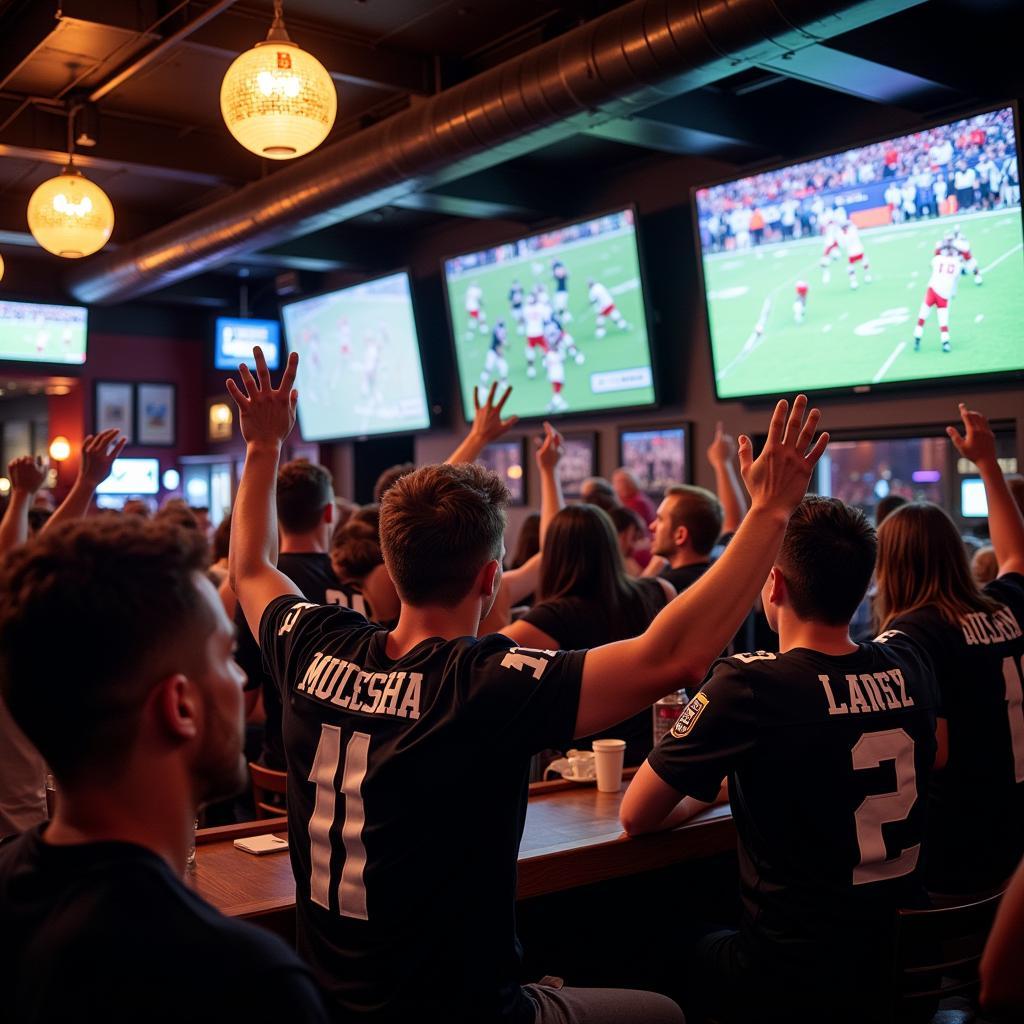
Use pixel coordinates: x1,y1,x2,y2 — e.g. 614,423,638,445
0,0,1021,313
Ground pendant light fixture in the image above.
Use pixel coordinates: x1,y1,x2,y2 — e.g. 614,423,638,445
220,0,337,160
26,108,114,259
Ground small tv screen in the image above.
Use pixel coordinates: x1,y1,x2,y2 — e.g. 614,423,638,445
444,208,655,422
559,433,598,499
215,317,280,370
96,458,160,495
694,105,1024,399
0,300,87,365
477,440,526,506
281,271,430,441
961,478,988,517
619,427,687,496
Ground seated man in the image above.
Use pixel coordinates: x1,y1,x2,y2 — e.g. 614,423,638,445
621,496,939,1023
228,347,826,1024
0,517,328,1024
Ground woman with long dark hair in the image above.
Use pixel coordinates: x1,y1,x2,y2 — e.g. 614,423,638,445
875,404,1024,895
504,502,676,764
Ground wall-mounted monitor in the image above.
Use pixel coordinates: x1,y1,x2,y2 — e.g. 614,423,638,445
559,432,598,499
96,458,160,495
0,300,87,365
693,104,1024,400
214,317,280,370
618,426,688,496
443,207,656,423
281,271,430,441
961,478,988,517
477,440,527,507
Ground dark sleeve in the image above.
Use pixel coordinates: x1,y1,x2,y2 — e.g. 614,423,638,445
259,595,368,695
647,659,758,802
520,597,577,646
876,618,943,712
985,572,1024,617
234,602,266,694
237,965,331,1023
466,638,587,752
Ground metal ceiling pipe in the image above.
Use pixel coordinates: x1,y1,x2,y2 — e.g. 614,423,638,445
68,0,925,304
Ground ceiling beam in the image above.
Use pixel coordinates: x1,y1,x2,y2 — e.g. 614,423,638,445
391,172,557,221
183,8,432,95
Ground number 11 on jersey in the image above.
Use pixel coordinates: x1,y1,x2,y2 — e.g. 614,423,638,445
308,724,371,919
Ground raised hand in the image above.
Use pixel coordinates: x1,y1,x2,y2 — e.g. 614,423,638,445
946,402,996,468
737,395,828,517
8,455,46,495
706,420,736,467
470,383,519,445
77,429,127,488
226,347,299,446
535,421,564,472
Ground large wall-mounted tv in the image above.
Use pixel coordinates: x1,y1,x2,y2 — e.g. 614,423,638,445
443,207,656,423
214,317,280,370
96,458,160,495
693,104,1024,400
281,271,431,442
0,300,87,365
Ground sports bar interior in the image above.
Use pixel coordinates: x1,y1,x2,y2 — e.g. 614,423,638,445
1,2,1023,1022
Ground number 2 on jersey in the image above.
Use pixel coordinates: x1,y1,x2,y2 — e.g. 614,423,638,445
308,724,371,919
1002,654,1024,783
851,728,920,886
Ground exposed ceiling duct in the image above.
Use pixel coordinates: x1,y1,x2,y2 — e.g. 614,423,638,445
68,0,925,305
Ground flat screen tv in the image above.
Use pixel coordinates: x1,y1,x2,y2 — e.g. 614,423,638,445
618,426,688,496
96,458,160,495
961,478,988,517
477,440,527,506
559,432,598,499
693,104,1024,400
443,207,656,422
0,300,87,365
281,271,430,441
215,317,280,370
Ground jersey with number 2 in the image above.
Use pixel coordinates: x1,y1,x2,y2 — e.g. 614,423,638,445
648,637,937,972
260,596,585,1024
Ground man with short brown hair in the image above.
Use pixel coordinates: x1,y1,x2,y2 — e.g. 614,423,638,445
229,347,827,1024
650,485,724,592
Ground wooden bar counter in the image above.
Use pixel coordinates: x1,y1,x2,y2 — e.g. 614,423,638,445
191,775,735,928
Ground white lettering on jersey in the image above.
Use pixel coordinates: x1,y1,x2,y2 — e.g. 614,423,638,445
501,647,556,680
960,606,1022,646
818,670,914,716
278,602,318,636
297,654,422,720
731,651,778,664
928,254,961,300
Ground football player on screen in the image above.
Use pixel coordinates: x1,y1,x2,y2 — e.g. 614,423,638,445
914,236,961,353
588,279,629,338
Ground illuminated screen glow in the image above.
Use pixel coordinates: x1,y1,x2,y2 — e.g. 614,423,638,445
695,105,1024,399
444,208,655,422
96,458,160,495
0,300,87,365
619,427,687,495
215,318,280,370
281,272,430,441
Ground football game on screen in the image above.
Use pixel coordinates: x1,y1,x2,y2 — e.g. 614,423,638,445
696,105,1023,399
281,271,430,442
444,208,656,421
0,300,87,365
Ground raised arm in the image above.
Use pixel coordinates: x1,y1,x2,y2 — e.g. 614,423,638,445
707,420,747,536
446,383,519,465
947,403,1024,577
574,396,827,738
535,421,564,544
0,457,46,555
44,429,126,532
227,347,302,640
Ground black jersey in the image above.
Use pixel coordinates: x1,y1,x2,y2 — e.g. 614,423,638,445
552,261,568,291
260,596,585,1024
888,572,1024,893
508,285,523,308
235,553,367,770
0,826,328,1024
491,323,507,351
649,636,937,989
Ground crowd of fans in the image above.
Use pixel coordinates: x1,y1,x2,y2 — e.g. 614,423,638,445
1,355,1024,1023
698,108,1020,252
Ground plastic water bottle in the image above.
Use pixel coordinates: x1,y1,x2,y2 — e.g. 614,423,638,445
652,690,689,744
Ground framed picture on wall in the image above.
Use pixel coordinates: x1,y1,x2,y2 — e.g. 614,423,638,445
477,439,527,507
136,382,176,446
94,381,135,442
618,424,690,496
559,432,598,499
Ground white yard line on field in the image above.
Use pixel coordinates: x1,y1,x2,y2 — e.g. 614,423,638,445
873,341,906,383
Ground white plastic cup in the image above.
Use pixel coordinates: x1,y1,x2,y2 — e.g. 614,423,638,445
592,738,626,792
